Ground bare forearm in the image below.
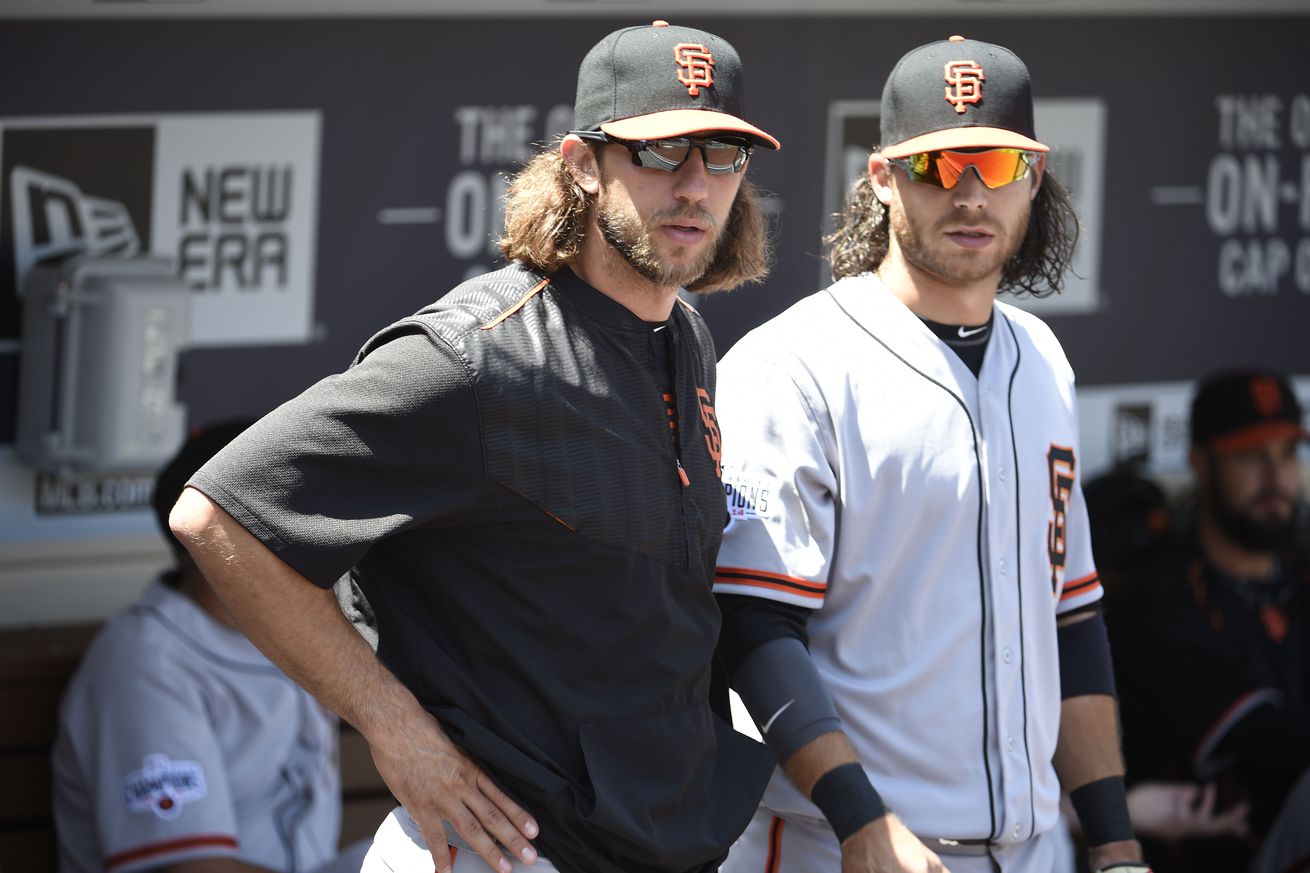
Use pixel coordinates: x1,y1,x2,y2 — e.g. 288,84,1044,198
170,487,540,873
1054,694,1124,788
780,733,947,872
168,487,423,740
781,730,861,794
1057,694,1141,868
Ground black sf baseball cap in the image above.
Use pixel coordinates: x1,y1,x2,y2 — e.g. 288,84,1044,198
1191,369,1309,452
573,20,780,149
880,34,1048,159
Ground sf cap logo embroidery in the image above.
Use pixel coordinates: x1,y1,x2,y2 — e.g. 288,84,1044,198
944,60,985,114
1250,375,1284,417
674,43,715,96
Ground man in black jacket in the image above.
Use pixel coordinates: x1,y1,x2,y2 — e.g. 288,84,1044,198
170,20,779,873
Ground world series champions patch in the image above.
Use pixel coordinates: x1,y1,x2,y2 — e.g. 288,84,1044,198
724,474,776,521
123,753,208,820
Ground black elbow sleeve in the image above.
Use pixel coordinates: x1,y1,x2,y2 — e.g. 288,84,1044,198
1058,607,1117,699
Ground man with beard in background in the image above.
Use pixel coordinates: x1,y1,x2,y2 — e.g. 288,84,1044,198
1111,369,1310,873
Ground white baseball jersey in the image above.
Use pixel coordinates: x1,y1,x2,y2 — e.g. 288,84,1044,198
52,579,343,873
713,274,1102,847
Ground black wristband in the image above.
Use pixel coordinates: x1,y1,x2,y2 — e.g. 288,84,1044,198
810,762,888,843
1069,775,1134,846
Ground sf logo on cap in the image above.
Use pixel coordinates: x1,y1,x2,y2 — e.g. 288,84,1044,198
674,43,715,97
944,60,985,114
1251,376,1284,417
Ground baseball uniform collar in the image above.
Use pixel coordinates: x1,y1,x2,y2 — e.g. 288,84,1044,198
552,267,676,331
828,272,949,358
828,273,1016,387
138,578,278,669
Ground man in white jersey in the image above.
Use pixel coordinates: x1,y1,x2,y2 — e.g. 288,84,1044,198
51,422,368,873
713,35,1149,873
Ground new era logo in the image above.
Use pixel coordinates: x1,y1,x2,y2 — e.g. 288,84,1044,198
9,165,141,295
0,124,155,338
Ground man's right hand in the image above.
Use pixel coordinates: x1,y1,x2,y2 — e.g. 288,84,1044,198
840,814,951,873
366,706,539,873
769,731,950,873
169,489,539,873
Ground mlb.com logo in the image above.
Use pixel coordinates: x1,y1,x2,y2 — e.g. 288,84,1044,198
0,113,321,348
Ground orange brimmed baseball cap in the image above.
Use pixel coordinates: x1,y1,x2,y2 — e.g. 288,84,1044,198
572,20,780,149
1191,370,1309,453
880,35,1047,159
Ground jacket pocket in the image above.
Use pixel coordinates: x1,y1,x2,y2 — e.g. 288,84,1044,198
576,701,775,869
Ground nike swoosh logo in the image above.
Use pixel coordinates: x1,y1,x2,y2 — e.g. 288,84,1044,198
760,699,796,735
957,325,987,338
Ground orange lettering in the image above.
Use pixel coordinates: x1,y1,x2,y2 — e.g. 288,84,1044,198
674,43,715,97
944,60,986,114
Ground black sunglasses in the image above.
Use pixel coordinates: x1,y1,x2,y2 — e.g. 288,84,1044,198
570,130,753,175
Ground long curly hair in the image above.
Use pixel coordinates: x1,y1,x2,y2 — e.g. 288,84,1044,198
498,146,772,294
824,156,1080,298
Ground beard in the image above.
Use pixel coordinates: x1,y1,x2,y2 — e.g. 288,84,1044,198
596,191,722,290
1207,474,1303,552
888,194,1029,285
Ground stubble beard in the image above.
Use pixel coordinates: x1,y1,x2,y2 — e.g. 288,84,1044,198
596,192,722,290
1208,474,1303,553
889,196,1030,286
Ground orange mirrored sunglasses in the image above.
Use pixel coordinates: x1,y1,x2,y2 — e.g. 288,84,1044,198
890,148,1043,190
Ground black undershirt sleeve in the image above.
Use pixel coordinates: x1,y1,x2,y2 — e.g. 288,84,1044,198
1057,605,1119,698
718,593,890,836
717,593,810,673
718,594,841,761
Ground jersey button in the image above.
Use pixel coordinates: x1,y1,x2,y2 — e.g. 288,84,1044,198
1013,823,1022,838
999,559,1008,575
998,466,1006,481
1002,647,1013,664
1006,735,1015,751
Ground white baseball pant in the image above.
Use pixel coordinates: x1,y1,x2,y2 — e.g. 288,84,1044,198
361,806,556,873
719,805,1063,873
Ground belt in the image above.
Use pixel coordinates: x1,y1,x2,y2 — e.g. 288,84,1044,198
919,836,996,857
